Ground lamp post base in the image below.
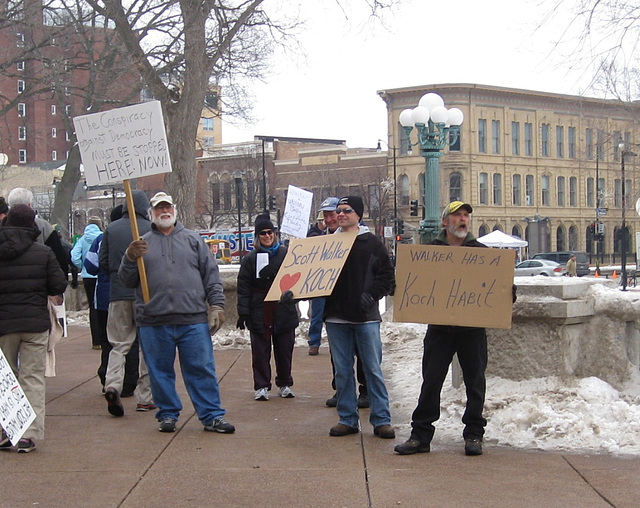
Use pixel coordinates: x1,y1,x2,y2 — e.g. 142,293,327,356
419,220,439,245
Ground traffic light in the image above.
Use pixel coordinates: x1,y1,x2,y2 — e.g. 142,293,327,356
397,219,404,235
395,235,402,242
268,195,276,211
410,199,419,216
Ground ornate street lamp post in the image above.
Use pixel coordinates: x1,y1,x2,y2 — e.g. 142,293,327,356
399,93,463,244
234,170,244,261
376,139,397,254
619,143,637,291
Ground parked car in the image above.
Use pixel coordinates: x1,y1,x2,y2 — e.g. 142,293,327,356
530,251,590,276
515,259,565,277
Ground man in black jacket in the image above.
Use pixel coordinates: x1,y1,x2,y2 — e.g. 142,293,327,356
323,196,395,439
395,201,488,457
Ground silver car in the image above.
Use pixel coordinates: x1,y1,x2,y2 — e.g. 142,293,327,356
515,259,565,277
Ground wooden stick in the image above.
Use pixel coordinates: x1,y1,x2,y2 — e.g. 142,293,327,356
123,180,150,303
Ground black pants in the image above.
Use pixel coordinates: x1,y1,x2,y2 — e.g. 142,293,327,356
83,278,104,347
410,325,487,443
249,328,295,391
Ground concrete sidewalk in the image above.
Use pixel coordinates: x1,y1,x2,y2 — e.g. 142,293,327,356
2,325,640,507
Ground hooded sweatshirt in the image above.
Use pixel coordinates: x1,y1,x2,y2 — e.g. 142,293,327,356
71,223,102,278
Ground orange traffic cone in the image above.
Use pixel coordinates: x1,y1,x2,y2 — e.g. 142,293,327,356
594,270,600,278
612,270,618,279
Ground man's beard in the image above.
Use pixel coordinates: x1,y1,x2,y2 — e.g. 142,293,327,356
152,208,177,229
447,222,467,239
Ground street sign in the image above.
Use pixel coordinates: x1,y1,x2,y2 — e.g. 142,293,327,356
384,226,393,238
597,208,608,216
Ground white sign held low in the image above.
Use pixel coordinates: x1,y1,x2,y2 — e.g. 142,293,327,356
0,348,36,446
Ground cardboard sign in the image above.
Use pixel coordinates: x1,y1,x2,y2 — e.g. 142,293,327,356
394,244,514,329
73,101,172,186
280,185,313,238
0,348,36,446
265,231,358,301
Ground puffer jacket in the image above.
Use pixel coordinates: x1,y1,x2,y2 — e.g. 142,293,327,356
0,226,67,335
71,223,102,278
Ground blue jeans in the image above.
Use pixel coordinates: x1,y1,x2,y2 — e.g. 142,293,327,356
308,298,325,347
325,321,390,428
138,323,225,425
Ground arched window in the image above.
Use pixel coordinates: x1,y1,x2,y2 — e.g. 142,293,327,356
511,225,522,238
493,173,502,205
399,174,409,206
556,226,566,251
479,173,488,204
493,224,503,231
569,225,579,251
478,224,489,237
449,172,462,202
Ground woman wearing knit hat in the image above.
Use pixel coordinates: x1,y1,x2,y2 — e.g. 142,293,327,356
236,212,299,401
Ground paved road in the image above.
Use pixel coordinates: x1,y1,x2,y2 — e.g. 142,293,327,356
2,326,639,507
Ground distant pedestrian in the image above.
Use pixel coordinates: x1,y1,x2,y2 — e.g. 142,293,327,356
566,254,577,277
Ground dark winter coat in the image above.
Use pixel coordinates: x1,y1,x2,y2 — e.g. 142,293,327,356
0,226,67,335
237,244,299,333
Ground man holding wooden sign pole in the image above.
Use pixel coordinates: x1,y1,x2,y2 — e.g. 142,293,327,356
394,201,516,457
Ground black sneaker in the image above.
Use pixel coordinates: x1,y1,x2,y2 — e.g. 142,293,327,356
105,387,124,417
0,430,12,450
357,393,369,409
17,438,36,453
325,394,337,407
464,438,483,456
158,417,177,433
203,417,235,434
394,438,430,455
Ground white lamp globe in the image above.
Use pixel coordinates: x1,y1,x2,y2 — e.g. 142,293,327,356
418,92,444,112
411,106,430,125
399,109,415,127
447,107,464,126
430,105,448,124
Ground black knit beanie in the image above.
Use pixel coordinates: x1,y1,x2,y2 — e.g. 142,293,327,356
338,196,364,220
6,204,35,228
0,196,8,215
254,212,275,234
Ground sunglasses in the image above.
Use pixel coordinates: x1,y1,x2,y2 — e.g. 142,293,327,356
336,208,355,215
258,230,274,236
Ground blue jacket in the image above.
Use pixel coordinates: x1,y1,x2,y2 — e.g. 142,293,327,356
71,223,102,278
83,234,110,311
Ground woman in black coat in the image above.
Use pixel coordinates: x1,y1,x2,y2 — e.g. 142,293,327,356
237,213,298,401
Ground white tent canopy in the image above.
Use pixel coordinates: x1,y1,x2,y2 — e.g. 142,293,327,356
478,230,528,248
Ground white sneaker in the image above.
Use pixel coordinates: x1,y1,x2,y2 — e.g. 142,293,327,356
278,386,295,398
255,388,269,401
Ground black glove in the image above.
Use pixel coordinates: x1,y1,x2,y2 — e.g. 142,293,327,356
70,279,79,289
259,264,278,280
512,284,518,303
360,293,376,312
236,315,249,330
279,290,294,305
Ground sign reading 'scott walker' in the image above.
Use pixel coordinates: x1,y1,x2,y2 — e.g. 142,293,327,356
73,101,171,186
394,244,514,329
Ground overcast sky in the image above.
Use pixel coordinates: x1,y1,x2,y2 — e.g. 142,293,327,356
221,0,591,148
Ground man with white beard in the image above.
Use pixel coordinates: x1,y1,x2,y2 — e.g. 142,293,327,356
119,192,235,435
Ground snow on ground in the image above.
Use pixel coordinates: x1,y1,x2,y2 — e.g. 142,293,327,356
66,276,640,456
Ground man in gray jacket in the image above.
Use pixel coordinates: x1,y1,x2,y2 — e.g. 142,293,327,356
99,190,154,416
119,192,234,434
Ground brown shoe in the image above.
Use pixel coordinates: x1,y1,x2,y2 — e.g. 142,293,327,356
308,346,319,356
329,423,359,436
373,424,395,439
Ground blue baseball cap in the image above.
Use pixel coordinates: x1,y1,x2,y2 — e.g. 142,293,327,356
319,197,339,211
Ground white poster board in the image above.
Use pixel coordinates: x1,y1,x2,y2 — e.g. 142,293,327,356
73,101,172,186
280,185,313,238
0,348,36,445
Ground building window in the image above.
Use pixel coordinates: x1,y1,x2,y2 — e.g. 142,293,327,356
512,174,521,205
615,179,621,208
52,150,57,161
18,126,26,140
526,175,534,206
18,149,26,163
17,103,25,116
399,174,409,205
625,179,632,209
524,123,533,156
511,121,520,155
210,182,221,210
541,175,550,205
491,120,500,154
568,126,576,158
569,177,577,207
598,177,605,207
478,119,487,153
202,117,214,131
202,136,213,147
493,173,502,205
479,172,488,204
65,130,70,141
586,128,593,159
541,123,550,157
449,172,462,202
597,130,605,161
51,128,57,138
16,32,24,47
587,177,594,208
613,131,622,161
556,226,566,251
51,105,56,115
17,61,24,71
556,126,564,158
223,181,232,210
449,130,461,151
17,80,25,93
65,105,70,115
557,176,565,206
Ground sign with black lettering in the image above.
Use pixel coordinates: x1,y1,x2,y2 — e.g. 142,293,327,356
73,101,172,186
0,348,36,446
394,244,514,329
264,231,358,301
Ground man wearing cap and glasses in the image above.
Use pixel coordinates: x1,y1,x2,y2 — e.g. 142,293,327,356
395,201,490,457
323,196,395,439
119,191,234,435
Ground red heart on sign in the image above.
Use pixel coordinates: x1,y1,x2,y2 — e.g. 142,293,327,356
280,273,301,293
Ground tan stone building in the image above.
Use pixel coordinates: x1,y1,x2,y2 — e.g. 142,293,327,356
378,83,640,264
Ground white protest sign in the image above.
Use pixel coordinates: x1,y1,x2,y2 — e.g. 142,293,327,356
73,101,172,187
0,348,36,446
280,185,313,238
